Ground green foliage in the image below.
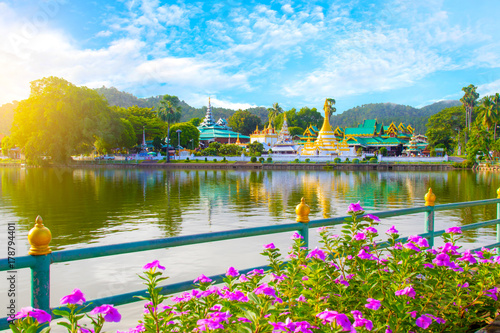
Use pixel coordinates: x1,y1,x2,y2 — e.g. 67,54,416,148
353,158,360,164
369,157,378,163
288,126,304,137
452,160,474,168
259,157,265,163
356,147,363,156
188,117,202,127
218,144,242,156
227,110,261,136
273,107,323,131
250,156,257,163
331,101,461,134
247,141,264,155
10,77,111,164
333,157,341,163
426,106,466,153
1,136,13,156
0,101,18,135
169,122,200,149
466,122,494,160
266,157,272,163
152,136,164,152
379,147,388,156
305,158,310,163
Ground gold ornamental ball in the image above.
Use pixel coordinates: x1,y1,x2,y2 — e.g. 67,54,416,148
28,216,52,255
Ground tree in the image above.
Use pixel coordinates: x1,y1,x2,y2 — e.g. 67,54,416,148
152,136,165,152
169,122,200,149
247,142,264,155
296,107,323,129
218,144,243,156
477,95,498,139
267,102,283,126
460,84,479,145
227,110,261,136
158,95,182,162
189,117,202,127
10,77,110,164
94,110,137,153
288,126,304,136
466,122,494,161
426,106,466,153
379,147,388,156
117,106,166,145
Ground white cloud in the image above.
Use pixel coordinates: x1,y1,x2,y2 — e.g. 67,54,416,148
282,4,294,14
478,79,500,97
96,30,113,37
189,94,257,110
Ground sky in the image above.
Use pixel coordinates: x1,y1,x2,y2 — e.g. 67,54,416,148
1,0,499,113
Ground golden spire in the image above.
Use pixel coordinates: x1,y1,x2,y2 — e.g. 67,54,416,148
319,98,333,133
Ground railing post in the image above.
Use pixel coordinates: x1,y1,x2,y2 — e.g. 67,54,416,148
295,198,310,249
424,188,436,247
28,216,52,313
497,188,500,254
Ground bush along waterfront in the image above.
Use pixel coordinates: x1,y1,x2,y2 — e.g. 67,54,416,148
10,202,500,332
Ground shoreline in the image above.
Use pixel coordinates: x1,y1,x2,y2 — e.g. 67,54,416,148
0,161,455,171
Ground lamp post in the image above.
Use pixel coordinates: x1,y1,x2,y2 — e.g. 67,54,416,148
176,129,182,160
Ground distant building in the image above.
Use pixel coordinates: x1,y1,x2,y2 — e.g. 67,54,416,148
271,114,301,154
250,124,278,150
301,99,339,156
197,98,250,147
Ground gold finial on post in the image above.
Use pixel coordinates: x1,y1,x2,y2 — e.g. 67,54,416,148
497,187,500,199
28,216,52,255
425,188,436,207
296,198,310,223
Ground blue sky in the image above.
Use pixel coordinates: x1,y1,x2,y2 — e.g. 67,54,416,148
1,0,499,113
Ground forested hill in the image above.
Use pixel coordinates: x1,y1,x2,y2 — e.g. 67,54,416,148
95,86,269,123
331,100,461,134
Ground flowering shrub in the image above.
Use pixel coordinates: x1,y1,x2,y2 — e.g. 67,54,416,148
11,202,500,332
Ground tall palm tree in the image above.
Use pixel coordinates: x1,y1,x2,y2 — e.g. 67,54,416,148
478,96,496,136
158,95,182,163
492,93,500,140
267,102,283,127
460,84,479,145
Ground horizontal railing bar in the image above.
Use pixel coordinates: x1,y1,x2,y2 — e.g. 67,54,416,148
0,255,37,271
51,223,301,264
472,242,500,252
460,219,500,231
434,199,500,211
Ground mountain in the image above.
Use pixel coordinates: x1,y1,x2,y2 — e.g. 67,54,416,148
95,86,269,123
331,101,461,134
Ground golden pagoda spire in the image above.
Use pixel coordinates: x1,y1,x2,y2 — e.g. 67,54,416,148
236,133,241,144
319,98,334,133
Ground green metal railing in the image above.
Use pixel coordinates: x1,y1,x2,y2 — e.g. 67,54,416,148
1,188,500,329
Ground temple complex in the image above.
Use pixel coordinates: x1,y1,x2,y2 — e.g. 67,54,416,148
271,114,300,154
197,98,250,147
249,123,278,150
301,99,339,155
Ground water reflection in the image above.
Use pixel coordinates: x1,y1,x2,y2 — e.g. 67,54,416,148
0,167,498,252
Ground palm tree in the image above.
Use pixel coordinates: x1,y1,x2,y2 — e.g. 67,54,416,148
492,93,500,140
460,84,479,145
158,95,182,163
267,102,283,127
477,96,497,138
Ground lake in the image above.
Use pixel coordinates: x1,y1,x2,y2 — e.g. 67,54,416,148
0,167,498,330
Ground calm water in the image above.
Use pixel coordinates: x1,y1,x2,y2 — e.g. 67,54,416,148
0,167,498,329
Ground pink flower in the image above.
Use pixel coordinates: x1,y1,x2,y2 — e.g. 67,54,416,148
254,283,276,298
363,214,380,222
395,285,416,298
306,247,326,260
351,310,373,331
264,243,276,249
386,225,399,234
357,248,374,260
407,311,417,318
347,201,364,213
226,267,239,277
458,250,477,264
485,287,499,301
14,307,51,323
354,232,366,241
446,226,462,234
404,242,421,252
416,314,432,329
194,274,212,284
292,232,304,239
297,295,307,302
89,304,121,322
61,288,86,305
239,274,249,282
365,298,381,310
458,282,469,288
433,253,451,266
317,310,352,331
365,227,378,234
143,260,165,271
